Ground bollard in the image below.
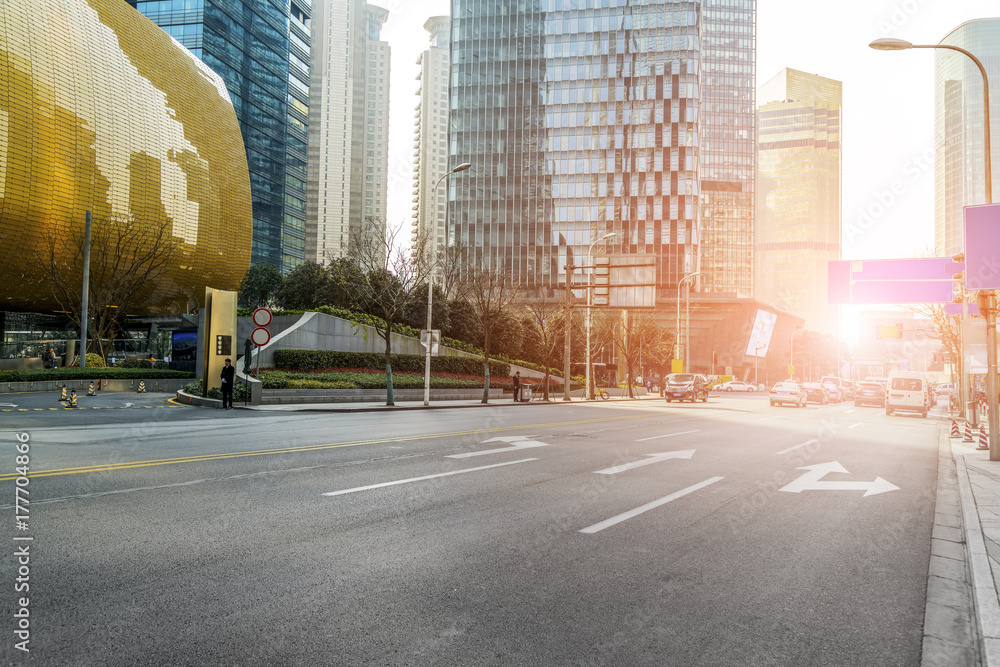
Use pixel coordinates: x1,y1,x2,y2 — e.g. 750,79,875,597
138,380,146,394
68,389,78,408
980,425,990,450
951,419,961,438
965,420,975,443
59,385,67,401
87,381,96,396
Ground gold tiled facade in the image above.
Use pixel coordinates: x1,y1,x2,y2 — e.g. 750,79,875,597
0,0,252,314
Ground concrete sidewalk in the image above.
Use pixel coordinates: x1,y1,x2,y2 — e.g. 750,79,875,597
953,432,1000,666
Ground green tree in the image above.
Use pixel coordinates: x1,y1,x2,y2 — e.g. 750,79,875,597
275,261,327,310
458,266,521,403
239,262,283,310
442,299,483,346
403,283,451,334
524,293,567,401
325,257,366,310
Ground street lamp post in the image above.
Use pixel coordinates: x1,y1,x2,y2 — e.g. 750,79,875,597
585,232,616,399
870,37,997,459
423,162,471,406
674,272,700,372
754,344,766,386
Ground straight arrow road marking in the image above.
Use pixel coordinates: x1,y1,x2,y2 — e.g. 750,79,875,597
779,461,899,497
322,458,538,497
445,435,549,459
579,477,725,534
776,439,817,455
635,429,700,442
594,450,695,475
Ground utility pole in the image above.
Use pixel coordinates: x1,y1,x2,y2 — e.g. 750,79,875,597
79,211,92,369
563,263,575,401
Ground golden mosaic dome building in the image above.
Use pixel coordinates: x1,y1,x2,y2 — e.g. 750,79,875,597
0,0,252,315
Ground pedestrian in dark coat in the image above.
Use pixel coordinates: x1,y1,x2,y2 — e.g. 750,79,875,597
221,358,236,409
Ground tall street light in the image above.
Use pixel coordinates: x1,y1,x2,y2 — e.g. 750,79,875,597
870,37,997,459
674,272,699,372
585,232,616,399
754,344,766,386
423,162,471,406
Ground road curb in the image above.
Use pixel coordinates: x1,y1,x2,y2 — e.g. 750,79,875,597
954,436,1000,665
236,395,670,413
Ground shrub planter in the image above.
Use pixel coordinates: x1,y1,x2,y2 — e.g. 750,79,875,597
261,388,504,405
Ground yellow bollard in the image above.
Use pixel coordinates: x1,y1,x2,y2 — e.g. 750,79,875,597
59,385,67,401
138,380,146,394
87,381,96,396
68,389,78,408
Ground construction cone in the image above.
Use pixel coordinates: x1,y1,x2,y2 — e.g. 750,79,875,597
951,419,961,438
68,389,78,408
965,420,974,443
87,381,96,396
137,380,146,394
59,385,67,401
980,425,990,450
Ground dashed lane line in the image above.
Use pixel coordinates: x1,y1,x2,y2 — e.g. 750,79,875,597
579,477,725,534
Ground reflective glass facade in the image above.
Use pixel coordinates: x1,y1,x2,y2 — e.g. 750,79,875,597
756,69,841,336
448,0,754,296
934,19,1000,257
131,0,305,271
0,0,252,313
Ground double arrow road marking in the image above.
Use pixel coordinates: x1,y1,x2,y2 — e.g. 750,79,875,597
779,462,899,497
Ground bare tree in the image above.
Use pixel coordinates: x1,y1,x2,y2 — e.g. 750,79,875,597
336,220,428,406
44,213,176,361
460,266,521,403
523,291,567,401
587,310,620,394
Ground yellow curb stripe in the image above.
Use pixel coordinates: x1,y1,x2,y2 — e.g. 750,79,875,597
0,412,659,481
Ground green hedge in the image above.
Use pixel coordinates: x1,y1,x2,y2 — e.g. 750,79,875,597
272,350,509,378
259,370,504,390
0,368,194,383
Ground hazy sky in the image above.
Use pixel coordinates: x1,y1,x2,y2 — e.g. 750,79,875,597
378,0,997,262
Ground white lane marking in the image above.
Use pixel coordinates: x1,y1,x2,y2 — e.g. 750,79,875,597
779,462,899,497
579,477,725,534
594,450,695,475
445,435,549,459
846,410,856,414
848,422,862,429
322,458,537,496
775,439,818,455
635,429,701,442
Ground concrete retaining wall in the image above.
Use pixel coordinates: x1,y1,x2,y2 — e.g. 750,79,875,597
261,388,503,405
2,378,192,394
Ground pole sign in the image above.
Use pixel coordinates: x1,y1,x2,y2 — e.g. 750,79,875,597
251,307,272,348
964,203,1000,290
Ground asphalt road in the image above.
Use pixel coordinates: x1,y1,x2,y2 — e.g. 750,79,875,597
0,393,942,665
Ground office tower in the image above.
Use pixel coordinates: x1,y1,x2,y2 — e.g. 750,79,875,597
756,68,842,336
448,0,755,296
129,0,309,272
934,18,1000,257
412,16,452,269
307,0,390,264
698,0,756,297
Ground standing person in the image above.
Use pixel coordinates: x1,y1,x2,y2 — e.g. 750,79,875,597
512,371,521,402
43,348,56,369
220,358,236,410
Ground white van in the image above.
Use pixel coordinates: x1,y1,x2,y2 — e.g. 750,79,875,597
886,371,930,418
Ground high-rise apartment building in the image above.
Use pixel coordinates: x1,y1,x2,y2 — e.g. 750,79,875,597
448,0,755,297
412,16,452,267
130,0,310,272
307,0,390,264
756,68,842,336
934,18,1000,257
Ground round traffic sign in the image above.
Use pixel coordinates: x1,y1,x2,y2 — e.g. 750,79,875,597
250,327,271,347
252,307,272,327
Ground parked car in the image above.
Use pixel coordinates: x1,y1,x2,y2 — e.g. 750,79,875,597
769,381,807,407
854,382,886,407
665,373,710,403
841,381,856,400
886,371,930,418
935,383,955,396
801,382,831,404
717,380,757,392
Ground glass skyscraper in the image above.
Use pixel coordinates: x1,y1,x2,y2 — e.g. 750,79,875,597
130,0,310,272
448,0,755,298
934,18,1000,257
756,68,841,336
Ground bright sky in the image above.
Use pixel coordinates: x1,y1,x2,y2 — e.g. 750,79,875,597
376,0,1000,342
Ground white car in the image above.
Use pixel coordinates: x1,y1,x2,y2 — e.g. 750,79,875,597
716,381,757,392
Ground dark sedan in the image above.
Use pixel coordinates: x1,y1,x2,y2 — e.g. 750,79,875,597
801,382,830,405
854,381,886,407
